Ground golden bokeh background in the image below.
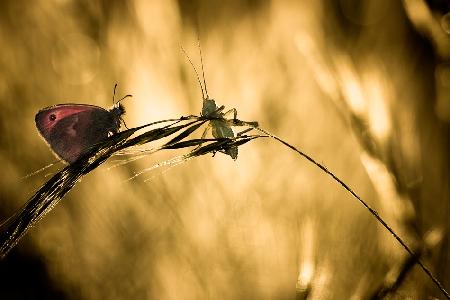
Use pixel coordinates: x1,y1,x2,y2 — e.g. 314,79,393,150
0,0,449,299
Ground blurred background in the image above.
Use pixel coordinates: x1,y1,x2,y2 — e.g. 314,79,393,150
0,0,449,299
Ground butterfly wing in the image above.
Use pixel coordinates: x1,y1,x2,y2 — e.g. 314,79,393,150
35,104,119,163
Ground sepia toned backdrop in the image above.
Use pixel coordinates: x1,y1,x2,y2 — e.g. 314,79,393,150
0,0,449,299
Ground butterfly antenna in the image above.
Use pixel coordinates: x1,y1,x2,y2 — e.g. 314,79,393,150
113,83,118,105
181,46,205,100
197,36,209,99
117,94,132,104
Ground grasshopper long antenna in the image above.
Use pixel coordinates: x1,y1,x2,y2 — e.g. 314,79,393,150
181,46,206,100
197,36,209,100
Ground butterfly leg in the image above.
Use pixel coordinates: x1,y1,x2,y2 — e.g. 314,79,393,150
121,118,129,130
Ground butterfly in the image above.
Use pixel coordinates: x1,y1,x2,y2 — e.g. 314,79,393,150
35,85,130,164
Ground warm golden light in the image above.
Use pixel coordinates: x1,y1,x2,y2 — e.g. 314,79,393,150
0,0,449,299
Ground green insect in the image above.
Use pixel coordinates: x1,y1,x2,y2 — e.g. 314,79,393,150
182,45,249,160
201,97,239,159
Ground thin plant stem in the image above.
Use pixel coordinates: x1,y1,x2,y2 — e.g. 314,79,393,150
254,126,450,299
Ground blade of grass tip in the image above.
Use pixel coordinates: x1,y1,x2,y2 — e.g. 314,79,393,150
125,153,189,182
164,120,208,146
114,148,156,155
162,138,218,150
21,159,62,180
118,120,203,150
110,116,198,150
254,126,449,299
119,125,185,149
109,144,167,168
128,115,197,132
110,144,169,171
230,135,262,147
143,155,194,183
44,172,57,178
107,151,158,171
116,118,204,151
183,138,238,157
107,155,147,170
118,118,199,151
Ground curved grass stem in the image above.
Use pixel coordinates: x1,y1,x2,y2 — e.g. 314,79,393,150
253,126,449,299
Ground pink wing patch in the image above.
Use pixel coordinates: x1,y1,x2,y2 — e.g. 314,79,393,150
35,104,113,163
35,103,124,163
35,104,105,138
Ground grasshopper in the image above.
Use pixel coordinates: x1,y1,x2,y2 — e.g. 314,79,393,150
182,43,257,160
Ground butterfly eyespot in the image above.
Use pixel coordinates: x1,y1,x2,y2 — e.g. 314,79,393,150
49,114,56,121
